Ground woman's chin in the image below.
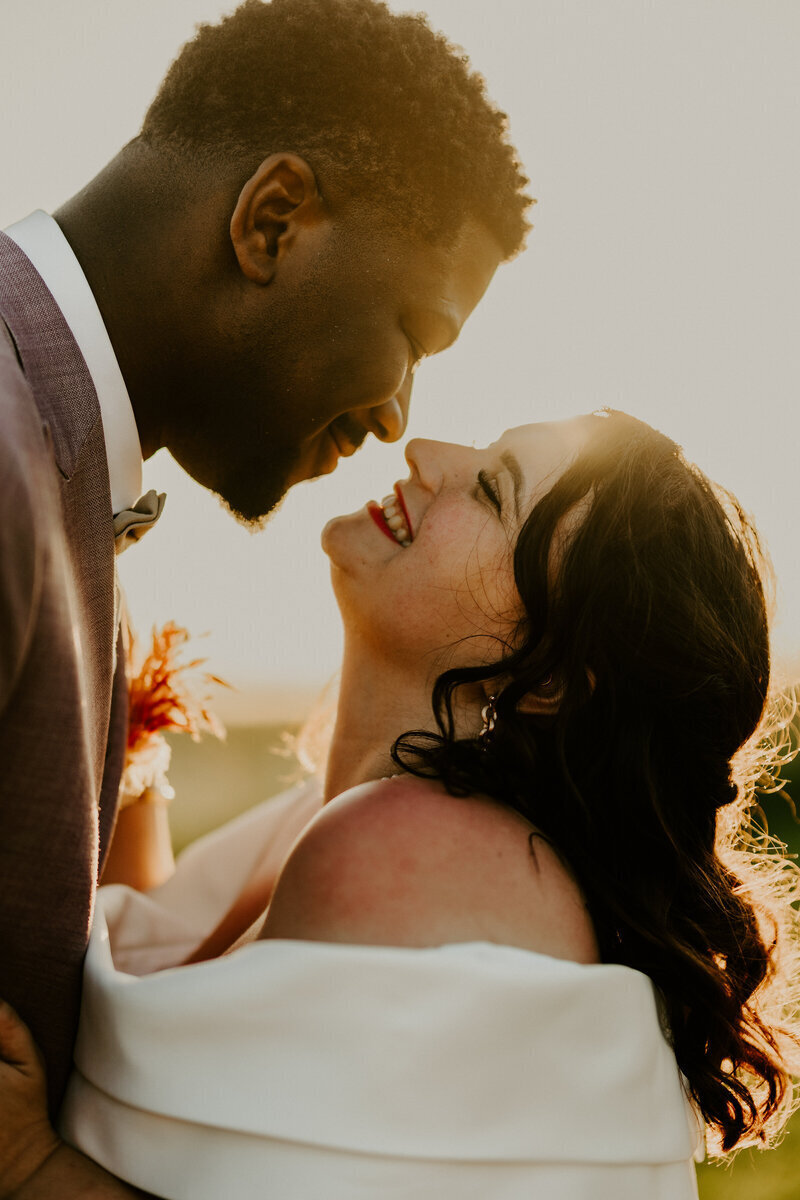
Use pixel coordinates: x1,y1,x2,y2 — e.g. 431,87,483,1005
320,510,361,561
321,512,400,591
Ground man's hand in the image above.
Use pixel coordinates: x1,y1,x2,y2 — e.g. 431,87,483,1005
0,1001,60,1198
0,1001,160,1199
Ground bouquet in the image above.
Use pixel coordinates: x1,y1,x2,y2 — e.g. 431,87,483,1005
121,621,228,806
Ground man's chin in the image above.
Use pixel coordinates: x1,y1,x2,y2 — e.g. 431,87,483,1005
218,495,282,531
208,434,341,526
213,464,295,529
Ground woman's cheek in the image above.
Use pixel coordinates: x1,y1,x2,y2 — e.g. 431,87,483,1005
463,542,519,637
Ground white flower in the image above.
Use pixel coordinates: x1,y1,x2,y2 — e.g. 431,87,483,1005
119,734,175,804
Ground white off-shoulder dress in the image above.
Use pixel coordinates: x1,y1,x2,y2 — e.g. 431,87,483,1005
61,781,703,1199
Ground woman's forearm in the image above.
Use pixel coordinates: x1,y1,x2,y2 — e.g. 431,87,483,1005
99,790,175,892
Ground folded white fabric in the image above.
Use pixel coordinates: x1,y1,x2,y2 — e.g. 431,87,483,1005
61,783,702,1200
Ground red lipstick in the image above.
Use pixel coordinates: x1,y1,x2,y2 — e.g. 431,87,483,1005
367,501,397,544
394,484,413,538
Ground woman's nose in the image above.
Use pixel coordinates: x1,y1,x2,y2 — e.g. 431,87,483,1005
405,437,474,490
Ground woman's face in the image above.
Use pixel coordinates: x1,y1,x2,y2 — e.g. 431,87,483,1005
323,416,595,675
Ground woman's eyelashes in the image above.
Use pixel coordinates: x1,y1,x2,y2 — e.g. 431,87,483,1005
477,469,502,514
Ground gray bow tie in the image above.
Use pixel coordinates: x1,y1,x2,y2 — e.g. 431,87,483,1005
114,489,166,554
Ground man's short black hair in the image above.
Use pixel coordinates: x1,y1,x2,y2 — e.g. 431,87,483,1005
141,0,532,258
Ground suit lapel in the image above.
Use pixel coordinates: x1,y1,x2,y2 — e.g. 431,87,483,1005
0,229,121,793
0,231,105,485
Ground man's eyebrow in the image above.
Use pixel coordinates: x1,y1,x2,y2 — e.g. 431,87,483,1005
500,450,523,517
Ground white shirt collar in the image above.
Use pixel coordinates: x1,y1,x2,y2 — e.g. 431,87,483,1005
4,210,143,515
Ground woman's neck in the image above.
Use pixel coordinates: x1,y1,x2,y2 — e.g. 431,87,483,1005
323,649,436,803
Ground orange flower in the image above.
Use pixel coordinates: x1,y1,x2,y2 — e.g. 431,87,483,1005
122,621,229,802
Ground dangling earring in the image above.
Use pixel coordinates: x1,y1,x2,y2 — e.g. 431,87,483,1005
479,695,498,750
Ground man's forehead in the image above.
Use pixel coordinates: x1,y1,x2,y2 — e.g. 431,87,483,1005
398,216,503,328
428,215,502,287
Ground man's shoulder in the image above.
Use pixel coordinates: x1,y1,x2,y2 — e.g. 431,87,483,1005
0,320,24,403
0,329,49,710
0,315,19,361
0,319,58,604
0,320,54,495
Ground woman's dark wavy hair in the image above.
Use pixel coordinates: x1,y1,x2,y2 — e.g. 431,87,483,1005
394,410,800,1155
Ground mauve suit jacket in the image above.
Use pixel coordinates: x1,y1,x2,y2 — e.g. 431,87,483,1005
0,232,127,1113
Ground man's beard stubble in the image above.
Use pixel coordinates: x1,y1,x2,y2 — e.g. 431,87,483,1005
214,435,301,529
201,405,369,529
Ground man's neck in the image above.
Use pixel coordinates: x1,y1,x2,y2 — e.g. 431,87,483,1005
54,146,197,461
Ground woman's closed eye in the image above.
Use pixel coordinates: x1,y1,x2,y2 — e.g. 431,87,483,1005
477,469,502,514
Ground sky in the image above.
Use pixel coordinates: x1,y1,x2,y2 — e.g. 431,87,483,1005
1,0,798,718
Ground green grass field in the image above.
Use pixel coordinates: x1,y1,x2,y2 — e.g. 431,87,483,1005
697,1110,800,1199
166,725,800,1197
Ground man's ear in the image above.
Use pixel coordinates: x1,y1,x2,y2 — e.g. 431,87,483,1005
230,153,323,284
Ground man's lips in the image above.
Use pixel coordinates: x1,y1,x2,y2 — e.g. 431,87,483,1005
329,419,364,459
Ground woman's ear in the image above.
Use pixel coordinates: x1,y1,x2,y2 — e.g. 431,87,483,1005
513,667,596,717
515,674,562,717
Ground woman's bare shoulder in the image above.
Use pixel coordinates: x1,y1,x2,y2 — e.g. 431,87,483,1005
259,776,599,963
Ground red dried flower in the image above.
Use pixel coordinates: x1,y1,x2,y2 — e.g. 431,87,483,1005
122,621,229,802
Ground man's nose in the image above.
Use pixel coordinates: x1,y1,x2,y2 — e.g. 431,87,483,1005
365,376,413,443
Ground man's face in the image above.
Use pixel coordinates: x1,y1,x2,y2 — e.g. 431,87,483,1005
190,210,503,525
